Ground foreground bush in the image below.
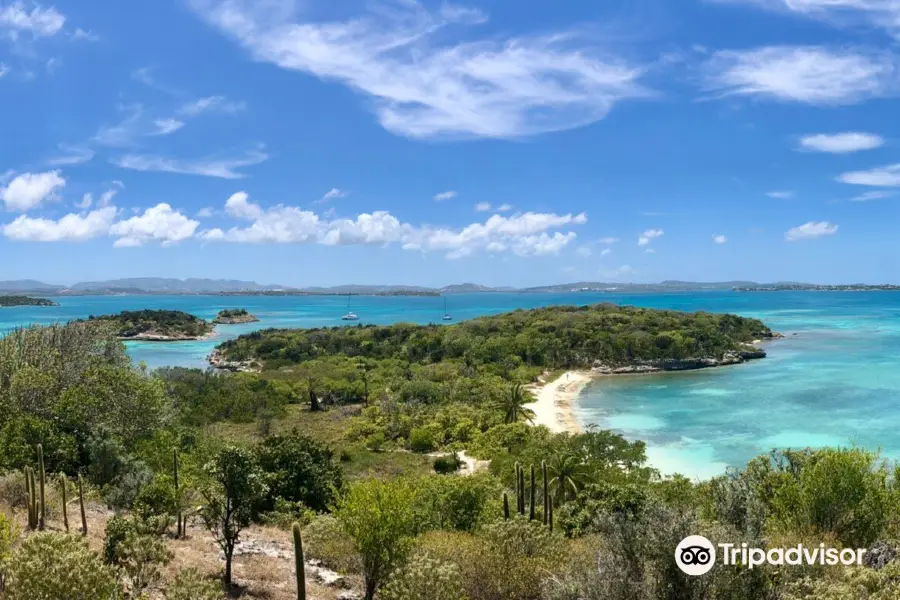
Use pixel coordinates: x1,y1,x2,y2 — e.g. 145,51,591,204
381,552,467,600
5,532,119,600
167,567,224,600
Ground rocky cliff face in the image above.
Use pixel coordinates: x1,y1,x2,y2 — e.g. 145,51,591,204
591,348,768,375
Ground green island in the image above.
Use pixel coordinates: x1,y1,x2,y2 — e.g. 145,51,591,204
0,304,895,600
0,295,58,307
81,309,214,340
213,308,260,325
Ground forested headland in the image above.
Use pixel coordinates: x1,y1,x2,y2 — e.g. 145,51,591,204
81,309,214,340
0,296,58,307
0,305,897,600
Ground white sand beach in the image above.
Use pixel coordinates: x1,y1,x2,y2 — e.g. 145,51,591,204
525,371,593,433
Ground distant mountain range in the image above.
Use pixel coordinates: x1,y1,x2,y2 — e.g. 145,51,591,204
0,278,894,295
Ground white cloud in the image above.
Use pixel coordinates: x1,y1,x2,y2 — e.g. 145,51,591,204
71,27,98,41
851,190,895,201
179,95,246,117
0,63,8,78
703,46,898,105
713,234,727,244
76,193,92,209
714,0,900,37
1,170,65,211
638,228,663,246
48,144,95,166
111,148,268,179
798,132,884,153
644,248,656,253
475,202,492,212
599,236,619,244
600,248,612,257
152,118,185,135
434,191,457,202
576,246,592,257
0,1,65,39
196,207,214,218
837,164,900,187
785,221,839,241
109,203,199,247
316,188,348,204
189,0,650,140
496,203,513,212
3,206,116,241
766,190,794,199
202,192,586,258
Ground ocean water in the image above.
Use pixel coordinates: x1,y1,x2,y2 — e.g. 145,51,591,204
3,291,898,478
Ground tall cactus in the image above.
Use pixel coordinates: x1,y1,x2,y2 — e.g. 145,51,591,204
542,460,549,526
502,492,509,520
25,467,37,530
529,464,536,521
513,462,521,515
292,522,306,600
78,474,88,536
548,495,554,533
37,444,46,530
518,463,526,515
173,448,182,538
61,475,69,532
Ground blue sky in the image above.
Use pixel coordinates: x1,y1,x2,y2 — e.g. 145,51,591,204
1,0,899,287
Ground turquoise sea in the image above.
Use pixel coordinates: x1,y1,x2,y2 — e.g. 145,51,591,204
3,291,898,479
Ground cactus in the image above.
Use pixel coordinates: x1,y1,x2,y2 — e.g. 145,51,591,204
173,448,182,538
548,495,554,533
292,522,306,600
25,467,37,530
503,492,509,520
37,444,45,530
529,464,536,521
518,464,526,515
61,475,69,532
542,460,549,526
513,462,521,514
78,474,87,536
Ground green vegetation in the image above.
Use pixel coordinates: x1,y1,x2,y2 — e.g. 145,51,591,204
4,304,900,599
0,296,57,308
213,308,259,324
82,309,213,339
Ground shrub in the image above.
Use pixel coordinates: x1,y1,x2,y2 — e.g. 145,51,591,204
133,474,177,522
433,454,462,474
409,428,436,453
0,511,17,591
5,532,120,600
381,552,467,600
0,471,28,509
117,530,171,597
167,567,223,600
255,431,343,512
304,515,361,574
104,515,134,565
260,498,316,530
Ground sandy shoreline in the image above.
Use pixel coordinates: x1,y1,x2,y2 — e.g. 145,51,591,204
525,371,594,433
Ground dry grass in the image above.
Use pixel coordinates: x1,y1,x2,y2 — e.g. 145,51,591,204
1,492,360,600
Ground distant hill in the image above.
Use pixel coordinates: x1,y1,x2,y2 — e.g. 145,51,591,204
0,280,62,292
69,278,292,293
440,283,514,293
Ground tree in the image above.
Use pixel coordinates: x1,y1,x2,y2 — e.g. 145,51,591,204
255,431,343,512
335,478,422,600
547,452,594,505
493,384,536,425
199,446,267,586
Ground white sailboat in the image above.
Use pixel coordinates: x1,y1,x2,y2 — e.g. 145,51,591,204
341,293,359,321
442,296,453,321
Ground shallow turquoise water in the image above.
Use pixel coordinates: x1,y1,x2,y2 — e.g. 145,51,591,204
3,291,898,478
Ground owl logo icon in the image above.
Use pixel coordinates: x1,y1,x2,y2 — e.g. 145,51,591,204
675,536,716,576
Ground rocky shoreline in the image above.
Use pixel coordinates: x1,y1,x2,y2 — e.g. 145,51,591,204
212,311,260,325
121,331,216,342
207,348,260,372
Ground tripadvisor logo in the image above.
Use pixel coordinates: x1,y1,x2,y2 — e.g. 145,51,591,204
675,535,868,576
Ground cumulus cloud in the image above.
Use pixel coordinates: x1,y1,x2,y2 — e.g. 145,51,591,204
837,164,900,186
189,0,650,139
1,170,65,211
3,207,116,241
713,234,727,244
638,228,663,246
785,221,839,241
0,1,66,39
111,148,268,179
201,192,586,258
434,191,457,202
798,132,884,153
703,46,899,105
109,203,199,247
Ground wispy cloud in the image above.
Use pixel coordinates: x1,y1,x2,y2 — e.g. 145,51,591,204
314,188,348,204
713,0,900,38
598,237,619,244
638,228,663,246
851,190,896,201
496,204,513,212
434,191,457,202
152,118,185,136
600,248,612,257
189,0,650,139
713,234,727,244
703,46,899,105
47,144,95,166
837,164,900,187
0,1,66,40
111,147,268,179
798,132,885,153
785,221,839,241
178,95,246,117
474,202,492,212
766,190,794,199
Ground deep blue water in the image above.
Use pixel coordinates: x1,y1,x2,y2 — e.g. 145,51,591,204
3,291,898,478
